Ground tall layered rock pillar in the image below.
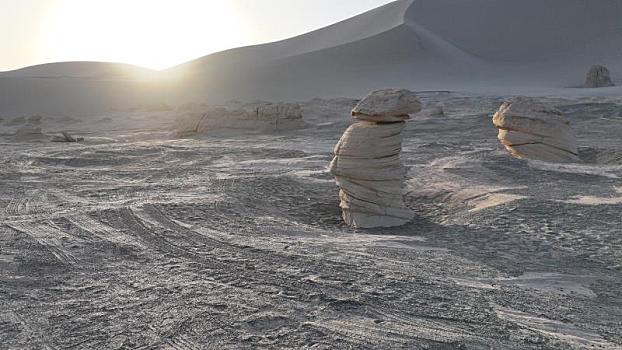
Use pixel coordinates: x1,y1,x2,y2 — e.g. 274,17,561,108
329,89,421,228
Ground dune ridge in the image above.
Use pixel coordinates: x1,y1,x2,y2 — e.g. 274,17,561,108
1,0,622,115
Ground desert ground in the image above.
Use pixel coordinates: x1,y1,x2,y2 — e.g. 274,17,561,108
1,93,621,349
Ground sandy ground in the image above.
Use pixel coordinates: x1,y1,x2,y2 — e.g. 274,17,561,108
1,94,621,349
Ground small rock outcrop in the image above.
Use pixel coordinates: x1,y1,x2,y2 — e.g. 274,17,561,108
493,97,579,163
172,101,306,138
584,65,614,88
329,89,420,228
350,88,422,122
51,131,83,142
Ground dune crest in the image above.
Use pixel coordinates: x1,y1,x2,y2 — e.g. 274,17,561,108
2,0,622,115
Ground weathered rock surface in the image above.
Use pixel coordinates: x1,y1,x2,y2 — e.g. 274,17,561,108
493,97,579,163
173,101,306,137
51,131,83,143
584,65,615,88
351,88,422,122
330,89,420,228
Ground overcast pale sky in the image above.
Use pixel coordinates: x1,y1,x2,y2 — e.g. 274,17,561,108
0,0,395,71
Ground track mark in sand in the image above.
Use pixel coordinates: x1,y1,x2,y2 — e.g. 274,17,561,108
494,305,618,349
6,221,79,266
164,335,202,350
4,198,21,216
130,324,204,350
139,203,335,261
3,190,91,220
0,253,16,264
136,204,236,250
366,306,484,342
308,313,487,347
122,205,267,286
113,207,223,264
127,204,357,295
133,203,274,259
0,310,22,334
305,320,385,348
0,311,59,350
136,204,359,273
4,191,46,216
308,316,491,348
148,202,367,265
133,346,158,350
66,213,145,248
306,318,422,347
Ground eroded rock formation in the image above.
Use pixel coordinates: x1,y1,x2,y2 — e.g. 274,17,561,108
584,65,614,88
173,101,306,137
351,88,422,122
329,89,420,228
51,131,83,143
493,97,579,163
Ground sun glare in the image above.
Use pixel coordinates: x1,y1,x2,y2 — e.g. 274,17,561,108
44,0,244,70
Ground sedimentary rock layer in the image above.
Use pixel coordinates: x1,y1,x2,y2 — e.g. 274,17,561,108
493,97,579,163
330,89,419,228
329,123,413,228
173,101,306,137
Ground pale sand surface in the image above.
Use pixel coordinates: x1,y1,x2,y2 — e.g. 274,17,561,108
1,94,621,348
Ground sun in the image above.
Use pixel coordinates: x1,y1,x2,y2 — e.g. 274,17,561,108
43,0,244,70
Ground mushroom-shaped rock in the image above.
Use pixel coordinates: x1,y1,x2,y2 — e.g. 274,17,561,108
351,88,422,122
330,89,419,228
493,97,579,163
584,65,615,88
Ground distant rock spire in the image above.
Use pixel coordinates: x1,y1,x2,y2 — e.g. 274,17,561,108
584,65,615,88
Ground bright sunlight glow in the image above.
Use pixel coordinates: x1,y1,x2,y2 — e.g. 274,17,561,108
0,0,395,72
44,0,244,70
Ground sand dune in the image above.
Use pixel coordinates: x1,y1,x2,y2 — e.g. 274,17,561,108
1,0,622,115
1,61,155,80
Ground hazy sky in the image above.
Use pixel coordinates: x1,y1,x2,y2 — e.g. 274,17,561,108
0,0,395,71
